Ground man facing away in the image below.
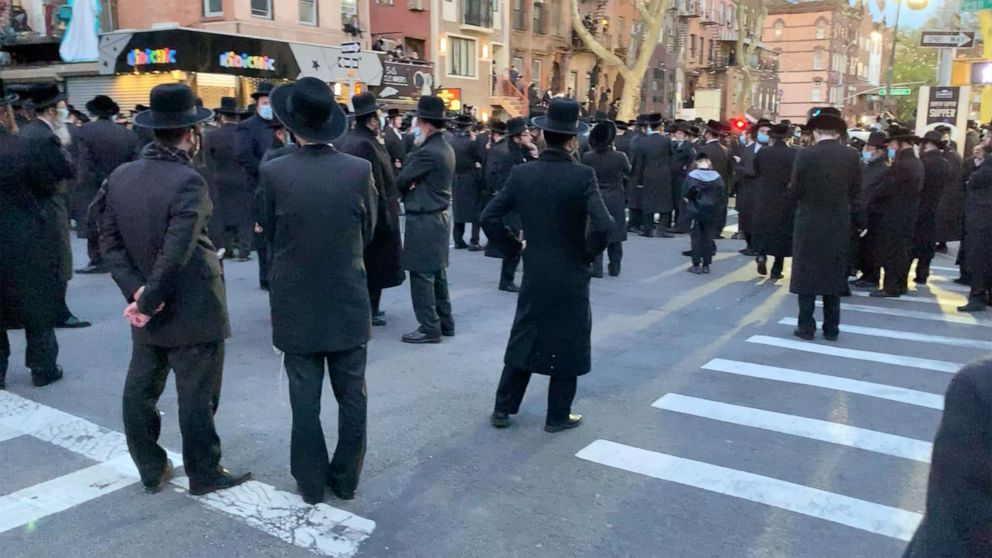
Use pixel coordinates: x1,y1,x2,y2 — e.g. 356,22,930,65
259,78,377,504
100,84,251,495
483,98,613,432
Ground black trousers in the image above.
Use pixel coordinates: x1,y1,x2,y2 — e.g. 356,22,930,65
494,364,577,425
882,238,912,294
453,222,480,244
225,221,254,257
969,272,992,304
0,326,58,379
255,231,270,287
369,287,382,314
409,269,454,336
690,220,717,265
284,345,367,498
122,342,224,487
85,200,103,267
797,294,840,335
500,253,521,287
593,242,623,275
628,209,643,230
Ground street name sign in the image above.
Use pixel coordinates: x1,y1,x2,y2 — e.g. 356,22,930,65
920,31,975,48
342,42,361,54
960,0,992,12
878,88,912,96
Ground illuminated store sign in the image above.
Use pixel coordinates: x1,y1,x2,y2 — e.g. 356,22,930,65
219,51,277,72
127,48,177,66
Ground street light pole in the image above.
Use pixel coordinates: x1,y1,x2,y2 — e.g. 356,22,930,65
884,0,903,118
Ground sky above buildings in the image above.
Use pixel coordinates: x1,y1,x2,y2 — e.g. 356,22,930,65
868,0,956,29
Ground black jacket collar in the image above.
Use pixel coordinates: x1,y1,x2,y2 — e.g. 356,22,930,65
539,148,575,163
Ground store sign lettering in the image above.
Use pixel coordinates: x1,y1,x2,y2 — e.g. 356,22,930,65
219,51,276,71
127,48,177,66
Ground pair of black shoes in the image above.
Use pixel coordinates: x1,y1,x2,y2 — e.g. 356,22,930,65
490,411,583,433
499,283,520,293
299,475,356,505
372,310,387,327
142,461,252,496
454,240,482,251
688,265,710,274
57,315,91,329
793,329,838,342
402,328,455,344
0,367,63,389
75,263,108,274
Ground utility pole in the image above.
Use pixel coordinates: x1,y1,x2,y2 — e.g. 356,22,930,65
884,0,903,116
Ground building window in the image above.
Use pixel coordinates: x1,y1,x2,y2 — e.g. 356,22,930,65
532,59,542,88
813,47,824,70
533,1,546,34
463,0,493,27
377,0,394,5
513,0,527,30
341,0,357,26
204,0,223,16
551,0,563,36
251,0,272,18
773,19,784,40
299,0,317,25
811,81,822,102
815,18,827,40
449,36,477,77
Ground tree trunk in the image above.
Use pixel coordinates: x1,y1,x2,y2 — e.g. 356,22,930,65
618,80,642,121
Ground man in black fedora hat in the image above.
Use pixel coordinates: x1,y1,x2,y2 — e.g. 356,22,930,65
450,113,485,251
204,97,251,261
482,98,613,432
788,106,860,341
669,121,698,233
235,82,275,289
395,95,457,344
258,77,377,504
383,107,407,168
851,131,890,289
73,94,139,274
909,131,951,285
630,112,674,238
698,119,733,239
100,83,251,496
338,91,405,328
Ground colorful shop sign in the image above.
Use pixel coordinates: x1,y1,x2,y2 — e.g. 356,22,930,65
126,47,177,67
219,51,277,72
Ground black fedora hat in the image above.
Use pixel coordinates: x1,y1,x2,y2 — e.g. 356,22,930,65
0,79,17,107
86,95,119,117
252,82,275,100
351,92,383,118
489,120,507,135
589,120,616,149
705,119,727,135
386,108,401,118
866,131,888,147
270,77,348,143
454,113,475,127
133,84,213,129
768,122,791,139
215,96,247,116
27,82,65,110
918,130,947,149
506,116,527,137
751,119,773,132
642,112,663,126
807,107,847,133
677,121,699,136
533,98,588,136
887,125,917,143
415,95,449,121
615,120,628,131
594,110,609,123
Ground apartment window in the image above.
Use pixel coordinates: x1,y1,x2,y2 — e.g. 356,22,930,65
533,1,546,33
513,0,526,30
773,19,784,40
204,0,223,17
811,81,822,102
689,34,696,62
813,47,824,70
449,36,477,77
341,0,357,25
815,18,827,40
377,0,394,4
551,0,563,36
532,59,542,87
463,0,493,27
299,0,317,25
251,0,272,18
618,16,626,48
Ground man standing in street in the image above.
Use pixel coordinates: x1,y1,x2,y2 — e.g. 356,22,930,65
484,117,536,291
73,95,138,274
260,78,377,504
734,120,771,256
957,144,992,312
100,83,251,496
383,108,407,169
395,96,456,344
483,98,613,432
789,107,860,341
698,120,733,238
752,122,798,280
910,131,950,284
851,132,890,289
204,97,251,261
630,113,674,238
235,82,275,288
450,114,485,250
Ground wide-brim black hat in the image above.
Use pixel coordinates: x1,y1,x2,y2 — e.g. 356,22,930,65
0,79,17,107
614,120,628,131
85,94,119,117
807,107,847,134
351,92,384,118
386,108,401,118
589,120,616,149
533,98,588,136
705,119,727,135
751,119,773,132
768,123,791,139
866,131,888,148
489,120,507,135
415,95,450,121
887,125,917,143
918,130,947,149
252,82,275,99
215,96,247,116
594,111,610,123
506,116,527,137
640,112,663,126
27,82,66,110
454,113,474,128
270,78,348,143
133,84,213,129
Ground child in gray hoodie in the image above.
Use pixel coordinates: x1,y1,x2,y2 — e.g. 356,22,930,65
682,152,726,274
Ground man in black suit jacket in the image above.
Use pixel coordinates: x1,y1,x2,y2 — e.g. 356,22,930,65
235,83,275,288
698,121,733,238
260,78,377,504
204,98,251,261
630,113,674,238
101,84,250,496
383,108,407,169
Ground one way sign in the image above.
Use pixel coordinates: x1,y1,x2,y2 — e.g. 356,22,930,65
920,31,975,48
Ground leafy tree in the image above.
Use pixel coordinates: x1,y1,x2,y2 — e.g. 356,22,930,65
891,28,937,121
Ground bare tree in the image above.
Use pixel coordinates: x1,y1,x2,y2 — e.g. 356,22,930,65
734,0,767,113
570,0,670,121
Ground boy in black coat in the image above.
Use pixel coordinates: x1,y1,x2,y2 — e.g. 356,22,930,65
682,152,724,274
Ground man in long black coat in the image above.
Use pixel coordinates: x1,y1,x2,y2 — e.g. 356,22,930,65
630,113,673,238
852,132,890,289
484,118,534,292
73,95,138,273
483,98,613,432
235,83,275,288
101,84,250,496
203,98,251,261
395,97,456,344
383,108,407,169
870,127,924,298
752,123,799,280
699,121,733,238
734,120,771,255
788,108,859,341
669,123,697,233
450,115,485,250
583,121,631,277
260,78,377,504
339,93,406,326
0,84,64,389
910,132,951,284
957,145,992,312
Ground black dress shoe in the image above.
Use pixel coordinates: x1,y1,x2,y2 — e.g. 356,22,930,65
852,279,878,289
793,329,815,341
823,331,839,342
75,264,108,274
953,277,970,286
688,265,702,274
327,477,356,500
768,273,784,280
499,283,520,293
681,250,692,257
402,330,441,344
189,469,252,496
701,265,711,274
442,328,455,337
957,301,988,313
298,484,324,505
608,263,620,277
371,315,387,327
639,231,654,238
739,248,758,256
57,315,91,329
143,460,175,494
545,414,583,433
468,243,483,252
454,241,469,249
756,257,768,276
591,269,604,278
657,231,675,238
32,366,63,387
869,290,899,298
491,411,511,428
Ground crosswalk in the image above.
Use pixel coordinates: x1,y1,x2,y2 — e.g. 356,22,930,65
576,269,986,546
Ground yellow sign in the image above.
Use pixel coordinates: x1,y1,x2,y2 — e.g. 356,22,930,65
436,88,462,111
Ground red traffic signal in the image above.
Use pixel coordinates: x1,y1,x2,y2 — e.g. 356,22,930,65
730,118,748,131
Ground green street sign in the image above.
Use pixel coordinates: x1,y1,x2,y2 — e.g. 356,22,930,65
878,88,912,96
961,0,992,12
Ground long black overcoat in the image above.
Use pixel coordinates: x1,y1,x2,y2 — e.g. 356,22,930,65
203,124,251,232
483,138,531,258
913,150,950,252
383,125,407,167
0,128,64,329
699,139,733,233
449,131,484,224
734,142,761,234
870,149,923,270
481,149,613,377
962,159,992,280
752,141,798,257
582,147,631,244
339,125,405,290
934,149,965,243
73,118,137,222
234,114,275,193
630,133,674,215
788,140,859,296
259,144,376,354
395,131,455,273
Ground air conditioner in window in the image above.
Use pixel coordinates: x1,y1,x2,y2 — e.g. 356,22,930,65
408,0,424,11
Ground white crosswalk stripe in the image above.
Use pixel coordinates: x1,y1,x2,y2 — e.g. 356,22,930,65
848,290,965,306
652,394,933,462
825,301,992,327
746,335,962,373
576,440,923,541
777,318,992,351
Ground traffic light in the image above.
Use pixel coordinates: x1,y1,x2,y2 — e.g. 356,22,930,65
730,117,748,132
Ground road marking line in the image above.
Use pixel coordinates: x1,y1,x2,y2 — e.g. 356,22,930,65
929,265,959,273
576,440,922,541
0,423,21,443
824,302,992,328
0,391,375,557
652,394,933,462
917,281,970,293
0,456,139,534
777,318,992,351
701,359,943,409
746,335,961,373
848,291,965,306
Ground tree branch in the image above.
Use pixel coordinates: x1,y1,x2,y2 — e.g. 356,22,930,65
570,0,631,74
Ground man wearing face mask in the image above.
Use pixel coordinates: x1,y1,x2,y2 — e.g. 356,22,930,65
851,132,890,290
235,82,275,289
669,122,697,233
870,127,924,298
734,120,771,256
910,131,951,285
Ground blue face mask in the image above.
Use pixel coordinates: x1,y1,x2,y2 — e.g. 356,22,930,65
887,148,897,159
756,132,769,144
862,151,873,162
258,105,273,120
738,135,747,145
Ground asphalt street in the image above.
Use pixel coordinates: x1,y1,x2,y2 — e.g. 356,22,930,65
1,219,985,558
